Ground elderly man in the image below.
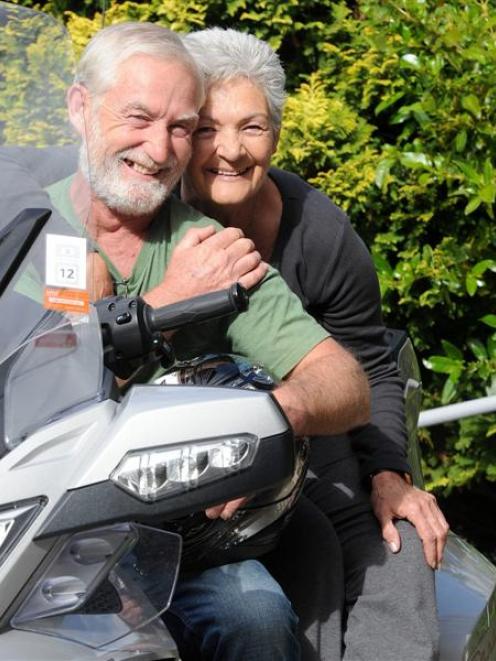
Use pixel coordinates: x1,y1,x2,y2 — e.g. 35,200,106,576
59,22,368,436
37,21,369,661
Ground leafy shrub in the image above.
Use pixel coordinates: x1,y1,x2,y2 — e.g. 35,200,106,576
0,3,75,145
305,0,496,490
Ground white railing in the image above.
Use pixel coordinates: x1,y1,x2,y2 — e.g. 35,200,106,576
418,395,496,428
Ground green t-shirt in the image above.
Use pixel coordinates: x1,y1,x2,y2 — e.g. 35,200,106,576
46,176,329,381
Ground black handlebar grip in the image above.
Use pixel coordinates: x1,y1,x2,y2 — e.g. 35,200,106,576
148,283,249,332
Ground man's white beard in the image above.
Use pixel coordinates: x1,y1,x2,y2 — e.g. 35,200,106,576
79,117,181,216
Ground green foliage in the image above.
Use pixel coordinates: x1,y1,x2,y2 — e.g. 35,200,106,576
274,72,379,218
305,0,496,491
64,0,208,54
5,0,496,493
0,3,75,145
277,0,496,492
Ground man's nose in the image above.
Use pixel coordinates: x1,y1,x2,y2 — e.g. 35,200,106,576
215,129,244,161
144,124,172,165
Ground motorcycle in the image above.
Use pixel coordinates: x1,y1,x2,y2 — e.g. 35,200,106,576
0,206,303,660
0,3,495,660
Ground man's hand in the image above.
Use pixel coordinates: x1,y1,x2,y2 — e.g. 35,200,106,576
87,252,113,302
205,497,248,520
144,225,268,308
370,470,449,570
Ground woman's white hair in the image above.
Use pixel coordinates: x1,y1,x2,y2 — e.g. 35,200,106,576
183,28,286,131
75,22,203,100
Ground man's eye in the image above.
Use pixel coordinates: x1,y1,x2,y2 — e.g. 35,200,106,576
128,115,149,126
170,124,193,138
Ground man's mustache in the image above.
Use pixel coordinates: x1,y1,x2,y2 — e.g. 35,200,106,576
116,148,177,174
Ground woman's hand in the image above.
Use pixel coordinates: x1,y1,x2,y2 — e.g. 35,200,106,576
371,470,449,569
144,225,268,308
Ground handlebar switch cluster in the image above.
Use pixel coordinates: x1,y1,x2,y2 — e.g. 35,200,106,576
95,295,174,379
115,312,132,325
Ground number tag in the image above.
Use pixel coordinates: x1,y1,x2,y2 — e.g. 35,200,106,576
45,234,87,290
44,234,89,314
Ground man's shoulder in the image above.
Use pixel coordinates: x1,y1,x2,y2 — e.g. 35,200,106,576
45,174,73,202
45,174,77,224
168,195,223,235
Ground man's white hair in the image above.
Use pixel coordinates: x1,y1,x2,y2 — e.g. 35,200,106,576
183,28,286,131
75,21,204,101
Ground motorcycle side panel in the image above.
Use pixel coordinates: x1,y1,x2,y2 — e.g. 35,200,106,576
0,400,116,619
437,533,496,660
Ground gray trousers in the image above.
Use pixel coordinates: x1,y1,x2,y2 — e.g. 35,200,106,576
264,435,439,661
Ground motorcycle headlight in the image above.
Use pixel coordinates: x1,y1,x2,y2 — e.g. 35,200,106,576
111,434,259,502
0,498,45,568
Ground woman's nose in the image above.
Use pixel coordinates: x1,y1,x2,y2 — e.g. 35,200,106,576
215,129,244,161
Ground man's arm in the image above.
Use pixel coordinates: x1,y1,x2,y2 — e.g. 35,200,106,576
273,337,370,437
206,338,370,521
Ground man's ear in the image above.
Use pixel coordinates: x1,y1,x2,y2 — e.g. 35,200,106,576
67,84,89,136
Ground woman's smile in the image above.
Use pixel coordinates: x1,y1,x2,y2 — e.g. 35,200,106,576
183,77,277,209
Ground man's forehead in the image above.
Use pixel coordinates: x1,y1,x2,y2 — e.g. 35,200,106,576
121,99,197,118
99,54,202,109
114,53,198,87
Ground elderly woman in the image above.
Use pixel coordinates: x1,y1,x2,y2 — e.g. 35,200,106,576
180,27,447,661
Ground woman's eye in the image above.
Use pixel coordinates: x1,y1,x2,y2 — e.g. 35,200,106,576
194,126,215,137
243,125,266,135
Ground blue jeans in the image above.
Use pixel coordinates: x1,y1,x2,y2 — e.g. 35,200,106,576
163,559,300,661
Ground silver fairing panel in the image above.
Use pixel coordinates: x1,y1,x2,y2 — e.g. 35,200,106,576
0,624,179,660
0,399,117,619
0,385,289,617
437,533,496,660
70,384,289,490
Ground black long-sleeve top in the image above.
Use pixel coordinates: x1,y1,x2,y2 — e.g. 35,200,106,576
269,167,410,479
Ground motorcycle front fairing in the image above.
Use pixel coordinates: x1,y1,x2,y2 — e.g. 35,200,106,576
0,281,293,655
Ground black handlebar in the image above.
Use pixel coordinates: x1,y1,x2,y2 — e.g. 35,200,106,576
96,284,249,378
148,283,248,332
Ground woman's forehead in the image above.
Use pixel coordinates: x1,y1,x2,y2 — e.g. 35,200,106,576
201,77,269,116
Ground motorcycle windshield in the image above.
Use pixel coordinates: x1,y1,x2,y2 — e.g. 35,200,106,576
0,2,103,450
